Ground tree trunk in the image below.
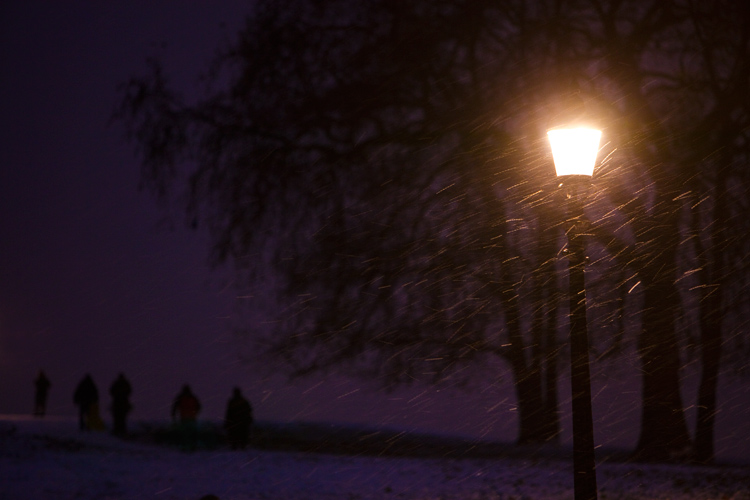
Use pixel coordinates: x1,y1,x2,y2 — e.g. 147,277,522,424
504,287,547,445
529,268,561,442
535,209,562,443
694,306,721,463
636,310,691,460
514,368,546,445
507,304,560,445
634,213,692,461
694,174,727,464
495,200,560,446
540,299,561,443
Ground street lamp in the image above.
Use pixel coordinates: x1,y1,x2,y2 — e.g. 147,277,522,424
548,127,602,500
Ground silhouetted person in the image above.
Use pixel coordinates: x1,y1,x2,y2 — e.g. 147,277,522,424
110,373,132,436
33,370,51,417
73,374,99,431
172,384,201,422
223,387,253,450
171,384,201,450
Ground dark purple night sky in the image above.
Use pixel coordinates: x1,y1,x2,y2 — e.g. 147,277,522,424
0,2,253,416
1,2,748,461
0,1,517,439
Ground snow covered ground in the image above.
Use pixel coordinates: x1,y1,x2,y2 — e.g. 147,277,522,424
1,415,749,500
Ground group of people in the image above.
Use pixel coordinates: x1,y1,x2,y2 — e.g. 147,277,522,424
171,384,254,450
33,371,254,449
72,373,111,432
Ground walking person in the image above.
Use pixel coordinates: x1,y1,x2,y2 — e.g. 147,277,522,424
171,384,201,450
224,387,253,450
110,373,132,436
33,370,51,417
73,374,99,431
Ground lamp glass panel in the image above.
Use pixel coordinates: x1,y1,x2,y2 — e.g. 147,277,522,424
547,128,602,177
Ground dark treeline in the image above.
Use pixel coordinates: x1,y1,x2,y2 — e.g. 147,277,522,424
116,0,750,463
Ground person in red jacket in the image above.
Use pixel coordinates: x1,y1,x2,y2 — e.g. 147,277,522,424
172,385,201,423
171,384,201,450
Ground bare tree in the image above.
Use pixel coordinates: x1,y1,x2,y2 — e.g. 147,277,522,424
117,0,750,459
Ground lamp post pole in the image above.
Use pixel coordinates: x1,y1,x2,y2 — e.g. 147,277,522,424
547,128,601,500
565,179,597,500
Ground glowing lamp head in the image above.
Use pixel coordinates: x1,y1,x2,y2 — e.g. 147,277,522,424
547,128,602,178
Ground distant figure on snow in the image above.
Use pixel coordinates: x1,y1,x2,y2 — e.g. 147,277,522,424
33,370,51,417
224,387,253,449
110,373,132,436
73,374,102,431
172,384,201,450
172,384,201,423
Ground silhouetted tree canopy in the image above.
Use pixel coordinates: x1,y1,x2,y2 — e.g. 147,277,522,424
118,0,750,459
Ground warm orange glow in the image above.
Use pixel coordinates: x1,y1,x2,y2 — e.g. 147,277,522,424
547,128,602,177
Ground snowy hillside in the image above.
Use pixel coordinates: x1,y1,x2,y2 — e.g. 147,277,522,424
1,415,748,500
